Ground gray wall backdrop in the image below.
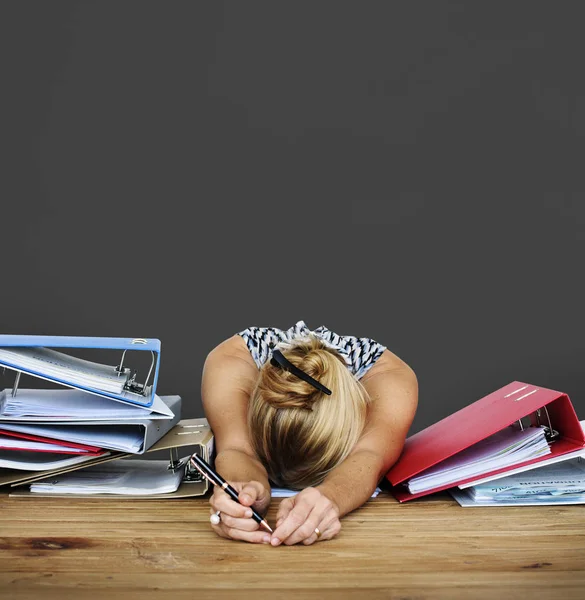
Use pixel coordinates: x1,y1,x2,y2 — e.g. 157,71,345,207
2,1,584,434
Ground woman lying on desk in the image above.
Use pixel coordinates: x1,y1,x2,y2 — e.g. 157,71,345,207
202,321,418,546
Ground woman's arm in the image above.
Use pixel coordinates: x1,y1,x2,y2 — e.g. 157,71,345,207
270,349,418,545
318,350,418,514
201,335,272,543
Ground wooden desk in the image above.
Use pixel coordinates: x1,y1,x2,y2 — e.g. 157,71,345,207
1,491,583,600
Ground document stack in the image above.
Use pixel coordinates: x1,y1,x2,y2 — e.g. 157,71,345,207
0,335,213,499
450,455,585,506
28,459,188,496
404,426,552,495
386,381,585,505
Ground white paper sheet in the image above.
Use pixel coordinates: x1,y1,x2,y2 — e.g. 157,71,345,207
0,347,128,393
0,449,109,471
458,420,585,489
0,388,173,420
407,426,551,493
29,459,184,495
0,422,144,453
450,486,585,507
470,457,585,493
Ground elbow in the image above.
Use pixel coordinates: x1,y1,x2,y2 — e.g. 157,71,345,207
351,449,388,484
397,363,419,408
399,361,418,390
361,442,400,480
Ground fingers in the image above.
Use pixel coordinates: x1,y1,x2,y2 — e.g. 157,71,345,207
210,519,271,544
210,489,253,519
271,488,341,546
280,504,323,546
212,510,260,532
270,489,323,546
239,481,266,506
275,497,294,528
208,481,271,544
223,528,271,544
208,482,343,546
209,506,270,543
302,520,342,546
270,501,313,546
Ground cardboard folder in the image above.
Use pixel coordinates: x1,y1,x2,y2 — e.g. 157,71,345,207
386,381,585,502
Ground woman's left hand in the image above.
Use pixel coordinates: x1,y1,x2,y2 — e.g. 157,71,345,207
270,487,341,546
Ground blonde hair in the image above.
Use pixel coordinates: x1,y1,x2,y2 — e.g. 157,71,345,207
248,336,371,489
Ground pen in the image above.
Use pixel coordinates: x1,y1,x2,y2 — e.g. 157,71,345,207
189,453,273,533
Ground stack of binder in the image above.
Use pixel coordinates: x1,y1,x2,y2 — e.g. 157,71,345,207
0,335,213,499
386,381,585,506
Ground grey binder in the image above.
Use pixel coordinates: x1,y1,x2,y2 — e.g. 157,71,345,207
41,393,183,454
0,394,181,458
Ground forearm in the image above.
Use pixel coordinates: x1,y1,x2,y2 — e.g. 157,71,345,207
316,450,384,517
201,339,272,506
214,448,271,496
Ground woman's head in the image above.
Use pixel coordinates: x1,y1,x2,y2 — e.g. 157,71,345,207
248,336,370,489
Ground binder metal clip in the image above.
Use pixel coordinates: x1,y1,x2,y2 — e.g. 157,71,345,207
115,339,156,397
514,405,559,443
167,448,204,483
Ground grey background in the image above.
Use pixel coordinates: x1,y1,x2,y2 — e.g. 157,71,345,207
2,1,584,434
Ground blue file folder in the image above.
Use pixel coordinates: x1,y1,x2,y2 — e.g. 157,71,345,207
0,335,161,409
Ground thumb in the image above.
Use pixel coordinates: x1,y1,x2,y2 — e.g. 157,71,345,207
239,481,265,507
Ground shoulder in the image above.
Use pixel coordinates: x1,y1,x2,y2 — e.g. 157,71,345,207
207,334,250,359
361,348,417,383
360,349,418,430
205,335,258,374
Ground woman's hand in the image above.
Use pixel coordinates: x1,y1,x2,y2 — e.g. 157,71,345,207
270,487,341,546
209,480,272,543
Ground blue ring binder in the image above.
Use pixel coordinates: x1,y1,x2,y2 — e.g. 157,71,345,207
0,335,161,408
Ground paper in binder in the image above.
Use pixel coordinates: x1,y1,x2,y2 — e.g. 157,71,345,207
450,456,585,506
28,459,187,496
6,418,215,500
0,335,181,475
0,388,174,421
0,335,162,409
0,394,181,458
386,381,585,502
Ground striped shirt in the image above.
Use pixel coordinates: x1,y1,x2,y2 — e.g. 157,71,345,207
238,320,386,380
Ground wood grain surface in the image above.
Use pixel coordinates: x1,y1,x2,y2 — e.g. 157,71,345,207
1,490,583,600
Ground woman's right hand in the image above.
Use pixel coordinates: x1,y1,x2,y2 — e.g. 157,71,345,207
209,480,272,543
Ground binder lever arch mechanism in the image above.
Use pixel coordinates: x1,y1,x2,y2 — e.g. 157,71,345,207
166,424,206,484
0,335,162,408
114,338,156,397
515,405,560,443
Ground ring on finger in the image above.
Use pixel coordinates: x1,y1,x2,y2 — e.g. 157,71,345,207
210,510,221,525
314,527,322,539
